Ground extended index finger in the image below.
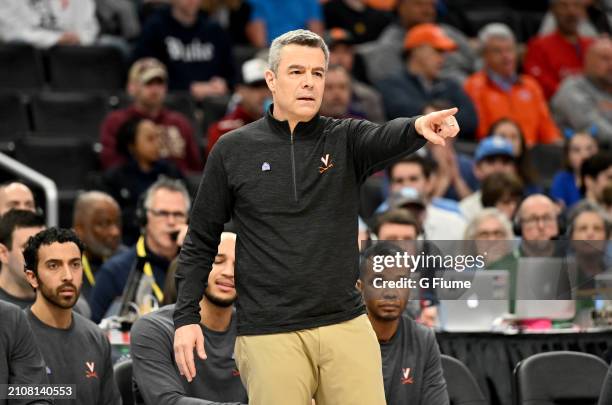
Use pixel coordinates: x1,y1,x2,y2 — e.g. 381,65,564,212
429,107,459,121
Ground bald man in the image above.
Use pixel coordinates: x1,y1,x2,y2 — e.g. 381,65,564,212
552,37,612,143
0,181,36,215
73,191,123,300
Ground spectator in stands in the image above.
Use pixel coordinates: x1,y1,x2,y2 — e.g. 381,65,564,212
103,116,184,244
320,64,366,119
539,0,611,38
0,301,51,403
96,0,141,43
464,23,561,146
90,178,190,323
0,0,99,48
481,172,524,221
488,118,540,196
246,0,324,47
551,131,599,208
207,57,270,154
133,0,235,97
358,243,449,405
463,208,514,265
524,0,594,100
359,0,476,84
375,23,477,136
0,210,45,309
374,208,421,241
327,28,385,122
201,0,255,46
460,136,518,221
551,37,612,145
100,58,202,174
131,232,247,404
0,181,36,216
381,155,467,240
72,191,123,300
23,228,121,404
581,151,612,208
323,0,392,44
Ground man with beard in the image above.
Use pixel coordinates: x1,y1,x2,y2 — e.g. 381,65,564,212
23,228,120,405
72,191,123,300
131,232,247,404
358,243,448,405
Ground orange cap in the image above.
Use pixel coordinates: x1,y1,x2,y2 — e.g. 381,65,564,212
403,23,457,51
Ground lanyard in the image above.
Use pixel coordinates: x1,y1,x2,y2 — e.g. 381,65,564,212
82,253,95,287
136,236,164,303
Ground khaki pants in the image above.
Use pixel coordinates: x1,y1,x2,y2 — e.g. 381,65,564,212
234,314,386,405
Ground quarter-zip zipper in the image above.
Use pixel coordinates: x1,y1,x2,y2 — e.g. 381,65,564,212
290,132,298,202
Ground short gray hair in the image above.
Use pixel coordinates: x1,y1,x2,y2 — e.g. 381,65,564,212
464,208,514,240
268,29,329,74
478,23,515,46
143,176,191,213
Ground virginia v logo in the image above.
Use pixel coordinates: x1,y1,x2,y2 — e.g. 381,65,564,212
85,361,98,379
319,154,334,174
401,368,414,385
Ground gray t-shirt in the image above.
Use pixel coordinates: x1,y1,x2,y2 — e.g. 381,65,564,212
380,315,449,405
25,309,121,405
0,301,51,405
131,304,247,405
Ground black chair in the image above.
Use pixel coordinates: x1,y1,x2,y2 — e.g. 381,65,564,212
113,359,134,405
0,44,44,91
598,363,612,405
441,355,487,405
201,95,230,134
30,92,109,138
0,92,31,135
165,92,198,123
47,45,125,92
514,351,608,405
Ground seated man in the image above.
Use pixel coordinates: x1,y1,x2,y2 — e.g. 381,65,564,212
131,232,247,405
358,243,449,405
320,64,366,119
0,181,36,216
72,191,123,300
0,300,52,404
90,178,190,323
0,210,45,308
23,228,120,404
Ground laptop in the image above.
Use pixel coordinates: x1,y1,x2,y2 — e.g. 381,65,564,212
514,257,575,320
438,270,510,332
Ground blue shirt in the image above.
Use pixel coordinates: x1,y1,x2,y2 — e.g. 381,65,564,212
248,0,322,44
550,170,582,208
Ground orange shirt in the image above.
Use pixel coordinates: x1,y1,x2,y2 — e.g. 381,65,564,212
464,71,561,147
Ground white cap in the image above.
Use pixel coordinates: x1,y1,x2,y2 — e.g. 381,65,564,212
241,58,267,85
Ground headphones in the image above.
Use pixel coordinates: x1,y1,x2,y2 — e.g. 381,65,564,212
512,195,566,237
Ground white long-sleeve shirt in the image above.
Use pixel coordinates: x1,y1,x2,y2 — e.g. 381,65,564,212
0,0,99,48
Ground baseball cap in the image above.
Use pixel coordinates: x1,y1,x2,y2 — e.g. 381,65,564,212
403,23,457,51
325,28,355,47
241,58,267,86
129,58,167,85
474,136,514,162
387,187,426,210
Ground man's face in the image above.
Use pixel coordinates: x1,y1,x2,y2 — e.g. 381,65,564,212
483,37,517,78
390,162,428,194
398,0,436,28
474,155,516,181
238,84,271,119
204,237,237,307
28,242,83,310
571,211,607,255
330,43,354,72
0,226,45,293
76,200,121,259
409,45,445,81
145,189,188,253
134,78,167,111
265,44,326,123
586,40,612,86
362,265,410,322
321,68,352,118
519,197,559,241
473,216,511,262
590,166,612,203
552,0,583,36
0,183,35,215
378,223,418,241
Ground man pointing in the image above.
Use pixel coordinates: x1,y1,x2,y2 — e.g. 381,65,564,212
174,29,459,405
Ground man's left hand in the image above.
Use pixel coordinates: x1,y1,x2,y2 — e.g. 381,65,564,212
415,107,460,146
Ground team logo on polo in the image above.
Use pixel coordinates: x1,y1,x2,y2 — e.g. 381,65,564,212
85,361,98,379
319,154,334,174
401,368,414,385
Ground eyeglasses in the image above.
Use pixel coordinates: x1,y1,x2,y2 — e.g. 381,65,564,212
521,214,556,228
147,208,187,221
